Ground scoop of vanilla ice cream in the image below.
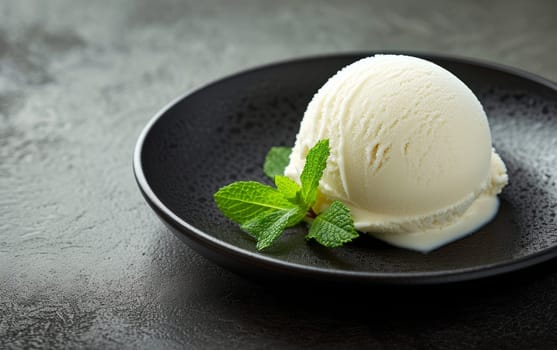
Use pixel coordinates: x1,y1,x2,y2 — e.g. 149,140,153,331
285,55,507,237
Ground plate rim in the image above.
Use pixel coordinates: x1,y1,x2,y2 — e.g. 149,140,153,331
133,51,557,285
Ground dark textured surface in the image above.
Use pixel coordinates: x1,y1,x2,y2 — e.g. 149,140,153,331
136,54,557,283
1,0,557,349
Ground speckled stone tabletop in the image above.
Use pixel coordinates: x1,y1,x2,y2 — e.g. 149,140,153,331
1,1,557,349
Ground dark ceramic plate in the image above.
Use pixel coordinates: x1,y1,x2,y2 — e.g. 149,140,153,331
134,52,557,285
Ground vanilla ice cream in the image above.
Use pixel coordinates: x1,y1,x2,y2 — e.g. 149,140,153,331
285,55,508,252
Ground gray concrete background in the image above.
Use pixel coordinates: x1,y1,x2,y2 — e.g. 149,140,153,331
1,0,556,349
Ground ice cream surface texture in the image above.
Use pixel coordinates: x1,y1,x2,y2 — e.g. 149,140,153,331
284,55,508,252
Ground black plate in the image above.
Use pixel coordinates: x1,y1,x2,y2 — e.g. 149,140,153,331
133,52,557,285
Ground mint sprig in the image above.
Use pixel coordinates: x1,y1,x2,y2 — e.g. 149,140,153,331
213,139,359,250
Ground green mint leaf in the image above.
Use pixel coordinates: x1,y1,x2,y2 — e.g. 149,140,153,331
306,200,359,248
214,181,297,225
263,147,292,179
274,175,301,201
242,207,306,250
300,139,330,206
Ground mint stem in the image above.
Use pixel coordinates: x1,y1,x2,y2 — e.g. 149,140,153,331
303,209,317,224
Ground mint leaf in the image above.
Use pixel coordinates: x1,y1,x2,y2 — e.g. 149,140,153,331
214,181,297,225
242,207,305,250
306,201,359,247
299,139,330,206
263,146,292,179
274,175,301,201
